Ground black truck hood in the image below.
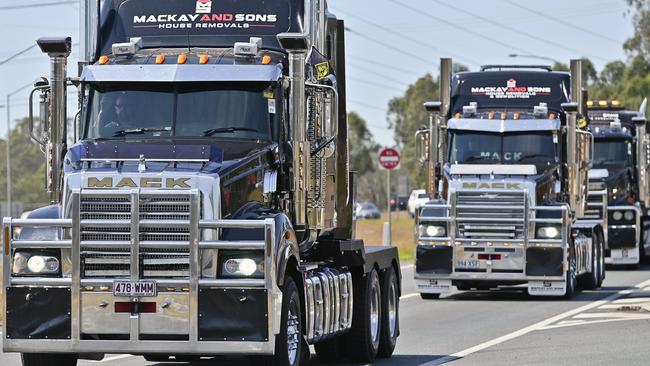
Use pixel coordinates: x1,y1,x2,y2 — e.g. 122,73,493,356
591,166,633,206
67,139,272,175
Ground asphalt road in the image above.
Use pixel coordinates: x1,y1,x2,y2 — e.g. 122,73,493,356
3,265,650,366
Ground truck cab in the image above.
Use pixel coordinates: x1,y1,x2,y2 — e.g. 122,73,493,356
414,60,605,299
2,1,401,365
587,100,650,266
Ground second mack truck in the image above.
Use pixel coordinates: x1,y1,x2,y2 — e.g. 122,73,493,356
2,1,401,365
414,59,605,298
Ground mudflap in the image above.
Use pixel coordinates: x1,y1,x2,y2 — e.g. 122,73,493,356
415,279,452,294
528,281,567,296
606,247,640,265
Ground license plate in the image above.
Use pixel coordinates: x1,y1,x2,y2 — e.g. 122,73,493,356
113,281,157,297
456,259,480,269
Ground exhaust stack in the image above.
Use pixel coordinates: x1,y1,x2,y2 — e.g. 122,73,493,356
36,37,71,204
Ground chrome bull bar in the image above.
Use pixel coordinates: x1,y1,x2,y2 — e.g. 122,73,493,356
2,189,279,355
416,195,570,280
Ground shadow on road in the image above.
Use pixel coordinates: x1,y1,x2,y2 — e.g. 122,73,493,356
143,354,447,366
429,285,635,303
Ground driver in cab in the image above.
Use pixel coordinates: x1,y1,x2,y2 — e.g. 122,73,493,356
98,94,136,137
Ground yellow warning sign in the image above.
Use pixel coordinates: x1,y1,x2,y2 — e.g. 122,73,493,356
316,61,330,80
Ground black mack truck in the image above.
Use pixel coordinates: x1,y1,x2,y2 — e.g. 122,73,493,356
586,99,649,267
413,59,605,299
1,1,401,365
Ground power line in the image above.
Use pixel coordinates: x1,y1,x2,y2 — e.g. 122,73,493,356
0,45,37,65
348,76,406,92
335,8,481,67
503,0,621,45
389,0,539,56
428,0,606,63
0,1,77,10
345,27,433,66
347,61,415,86
348,55,424,78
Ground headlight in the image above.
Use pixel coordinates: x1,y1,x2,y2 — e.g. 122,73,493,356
612,211,623,221
624,210,635,221
536,226,560,239
219,251,264,279
12,252,60,275
418,225,446,238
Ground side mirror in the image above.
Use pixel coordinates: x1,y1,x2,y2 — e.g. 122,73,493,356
415,128,430,163
424,101,442,113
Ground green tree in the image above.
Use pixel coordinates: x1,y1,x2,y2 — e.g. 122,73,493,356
0,117,49,213
387,74,439,189
348,112,378,175
624,0,650,60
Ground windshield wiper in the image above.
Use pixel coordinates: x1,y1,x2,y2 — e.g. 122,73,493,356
112,127,171,137
202,127,258,137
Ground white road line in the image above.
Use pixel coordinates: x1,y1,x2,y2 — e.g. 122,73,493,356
418,278,650,366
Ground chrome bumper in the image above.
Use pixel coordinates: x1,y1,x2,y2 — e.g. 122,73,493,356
3,189,279,355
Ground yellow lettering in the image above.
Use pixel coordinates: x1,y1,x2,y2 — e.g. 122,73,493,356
116,178,137,188
141,178,162,188
166,178,191,188
88,177,113,188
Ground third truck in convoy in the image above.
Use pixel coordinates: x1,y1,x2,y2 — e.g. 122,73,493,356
586,99,650,267
414,59,607,299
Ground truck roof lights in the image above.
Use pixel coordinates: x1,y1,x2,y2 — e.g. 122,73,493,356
155,55,166,64
177,54,187,64
111,37,142,57
98,55,109,65
462,102,477,117
549,113,556,120
533,103,548,118
262,55,272,65
199,55,210,64
598,100,608,107
513,113,520,120
234,37,263,57
500,112,507,120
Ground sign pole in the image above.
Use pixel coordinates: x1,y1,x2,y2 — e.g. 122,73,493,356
387,168,391,246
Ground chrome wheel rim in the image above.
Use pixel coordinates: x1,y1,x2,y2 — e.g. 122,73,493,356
287,300,300,365
388,278,398,338
370,277,380,344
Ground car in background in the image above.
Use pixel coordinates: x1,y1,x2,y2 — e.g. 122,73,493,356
356,202,381,219
408,189,430,217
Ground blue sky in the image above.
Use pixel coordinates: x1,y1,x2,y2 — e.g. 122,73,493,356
0,0,635,146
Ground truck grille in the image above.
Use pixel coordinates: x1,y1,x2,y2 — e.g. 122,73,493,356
80,192,196,278
455,191,526,239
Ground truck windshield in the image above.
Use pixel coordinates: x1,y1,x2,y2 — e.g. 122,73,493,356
448,131,557,170
594,140,632,167
83,82,275,140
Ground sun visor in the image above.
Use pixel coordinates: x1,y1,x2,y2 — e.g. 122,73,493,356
449,164,537,176
81,64,283,83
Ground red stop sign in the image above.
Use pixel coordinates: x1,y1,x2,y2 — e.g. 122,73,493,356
379,148,400,170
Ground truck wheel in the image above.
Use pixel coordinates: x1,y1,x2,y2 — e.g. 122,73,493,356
582,238,599,290
271,276,302,366
346,268,381,363
565,251,577,298
597,233,605,287
22,353,77,366
378,266,399,358
420,293,440,300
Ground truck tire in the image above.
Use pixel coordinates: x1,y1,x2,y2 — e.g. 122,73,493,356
378,266,399,358
420,293,440,300
582,237,600,290
268,276,303,366
565,250,577,298
346,268,381,363
22,353,77,366
597,235,606,287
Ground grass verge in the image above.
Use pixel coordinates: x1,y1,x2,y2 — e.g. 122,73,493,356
355,211,415,262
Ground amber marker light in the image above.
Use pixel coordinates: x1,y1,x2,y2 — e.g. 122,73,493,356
586,100,594,107
199,55,210,64
488,112,495,120
262,55,272,65
501,112,507,120
177,54,187,64
513,113,520,120
98,56,109,65
598,100,608,107
549,113,556,120
155,55,166,64
455,112,461,119
611,100,621,107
